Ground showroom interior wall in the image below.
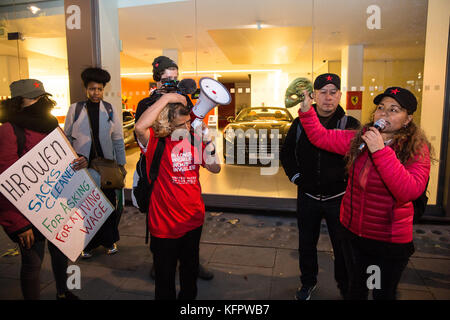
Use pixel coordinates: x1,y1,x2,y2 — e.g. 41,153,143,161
420,0,450,215
0,0,449,217
0,0,70,121
98,0,121,111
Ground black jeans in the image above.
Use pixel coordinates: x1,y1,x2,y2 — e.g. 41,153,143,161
297,192,347,294
85,188,121,251
340,232,412,300
19,232,68,300
150,226,202,300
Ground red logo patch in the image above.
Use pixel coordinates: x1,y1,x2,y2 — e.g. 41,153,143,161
390,88,400,95
33,82,40,88
326,75,332,81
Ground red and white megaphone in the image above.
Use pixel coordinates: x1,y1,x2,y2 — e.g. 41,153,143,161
190,77,232,129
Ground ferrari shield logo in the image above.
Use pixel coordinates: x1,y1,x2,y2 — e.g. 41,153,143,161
346,91,362,110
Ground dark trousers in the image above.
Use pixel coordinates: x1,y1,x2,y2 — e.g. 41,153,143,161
341,236,410,300
19,234,68,300
150,226,202,300
297,192,348,294
85,188,121,251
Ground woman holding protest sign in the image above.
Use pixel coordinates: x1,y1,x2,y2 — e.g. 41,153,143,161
64,67,126,258
0,79,79,300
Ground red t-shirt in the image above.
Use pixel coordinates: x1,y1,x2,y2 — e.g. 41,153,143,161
144,128,206,239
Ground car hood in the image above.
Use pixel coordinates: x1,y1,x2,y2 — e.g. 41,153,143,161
225,121,291,132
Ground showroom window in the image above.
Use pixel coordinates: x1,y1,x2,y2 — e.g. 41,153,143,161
118,0,429,204
0,0,70,126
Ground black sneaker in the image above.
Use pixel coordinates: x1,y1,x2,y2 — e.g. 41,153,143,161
295,285,316,300
198,264,214,281
56,291,80,300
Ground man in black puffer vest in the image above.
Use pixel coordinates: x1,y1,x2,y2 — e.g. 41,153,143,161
281,73,360,300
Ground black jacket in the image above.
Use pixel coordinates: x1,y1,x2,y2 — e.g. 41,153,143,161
280,104,360,197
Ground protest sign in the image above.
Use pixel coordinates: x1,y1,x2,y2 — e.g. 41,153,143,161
0,127,114,261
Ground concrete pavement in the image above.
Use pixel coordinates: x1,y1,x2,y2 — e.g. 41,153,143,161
1,206,450,300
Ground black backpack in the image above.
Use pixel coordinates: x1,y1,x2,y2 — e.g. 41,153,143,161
133,138,166,243
412,178,430,224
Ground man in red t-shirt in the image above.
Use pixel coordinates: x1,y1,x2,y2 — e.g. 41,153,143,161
135,92,220,300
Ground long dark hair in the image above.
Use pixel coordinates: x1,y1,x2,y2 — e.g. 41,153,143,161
0,95,56,118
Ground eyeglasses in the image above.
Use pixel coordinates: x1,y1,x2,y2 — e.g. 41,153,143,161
173,119,191,129
375,104,405,115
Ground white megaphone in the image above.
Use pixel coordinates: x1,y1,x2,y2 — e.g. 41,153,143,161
190,77,231,129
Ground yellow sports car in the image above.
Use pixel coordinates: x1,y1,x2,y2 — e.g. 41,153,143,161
223,107,293,165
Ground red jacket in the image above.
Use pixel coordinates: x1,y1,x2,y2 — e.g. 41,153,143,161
299,108,430,243
0,123,47,239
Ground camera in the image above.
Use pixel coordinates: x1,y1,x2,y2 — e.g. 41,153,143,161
158,78,199,99
159,78,179,93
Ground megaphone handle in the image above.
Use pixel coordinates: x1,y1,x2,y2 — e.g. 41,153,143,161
191,118,203,129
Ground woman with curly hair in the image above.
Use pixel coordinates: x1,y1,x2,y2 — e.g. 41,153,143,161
0,79,78,300
135,92,220,300
297,86,431,300
64,67,126,258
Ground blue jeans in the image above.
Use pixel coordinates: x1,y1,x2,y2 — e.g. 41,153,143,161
297,191,348,295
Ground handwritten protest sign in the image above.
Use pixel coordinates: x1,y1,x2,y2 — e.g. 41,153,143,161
0,128,114,261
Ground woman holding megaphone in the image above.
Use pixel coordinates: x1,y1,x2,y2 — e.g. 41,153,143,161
135,92,220,300
297,86,431,300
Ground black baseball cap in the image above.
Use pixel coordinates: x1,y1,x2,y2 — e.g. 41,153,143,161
314,73,340,90
152,56,178,81
373,87,417,114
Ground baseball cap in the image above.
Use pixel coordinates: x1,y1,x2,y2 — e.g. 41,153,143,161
152,56,178,81
314,73,341,90
10,79,52,99
373,87,417,114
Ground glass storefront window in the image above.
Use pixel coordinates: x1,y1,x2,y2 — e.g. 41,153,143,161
0,0,69,125
118,0,431,205
3,0,443,211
